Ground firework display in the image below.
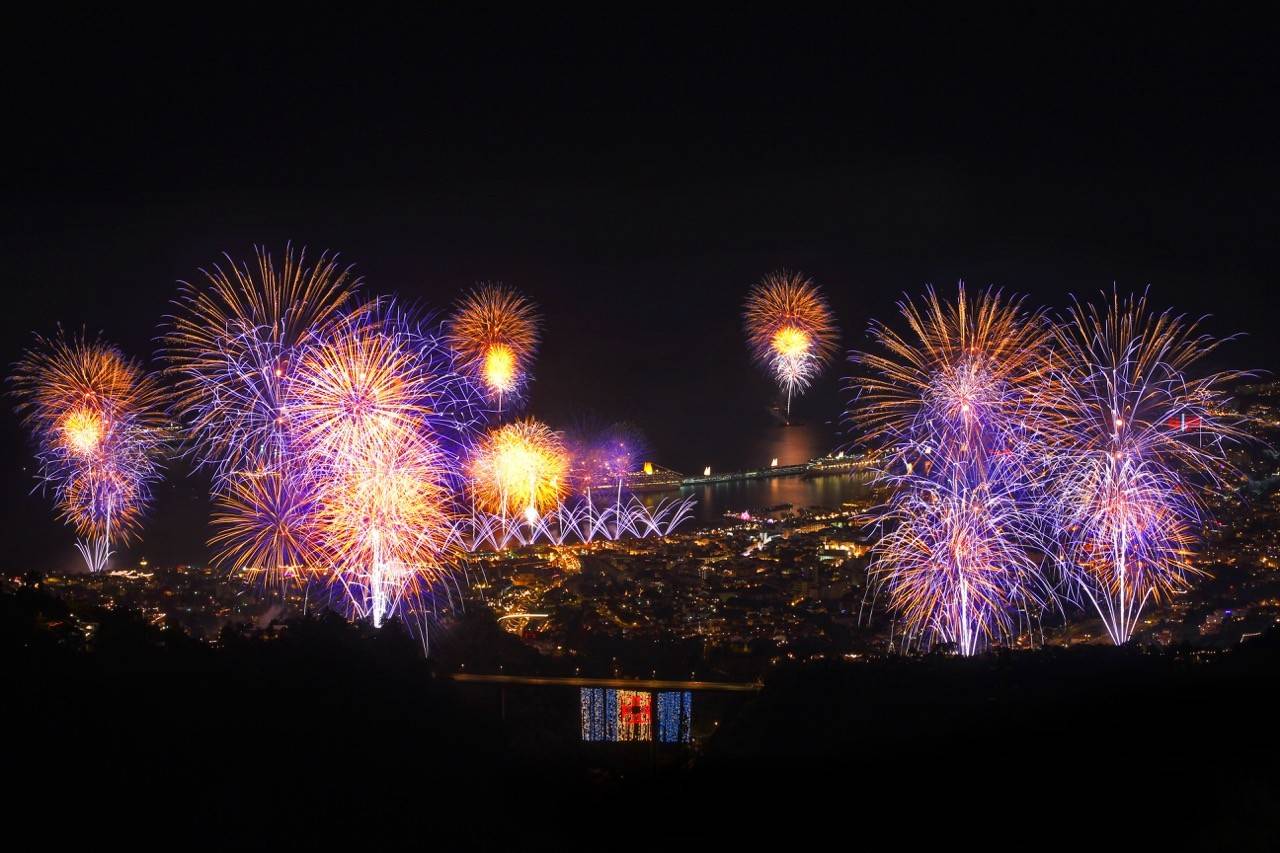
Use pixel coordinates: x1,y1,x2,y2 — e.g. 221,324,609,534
1041,291,1245,644
564,420,649,489
160,245,358,485
11,330,168,572
12,234,1246,656
447,283,541,413
460,418,692,550
743,270,839,418
208,300,485,627
168,250,688,626
849,285,1056,653
458,490,695,551
850,283,1245,651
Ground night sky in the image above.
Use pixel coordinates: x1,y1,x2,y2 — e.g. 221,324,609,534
3,9,1276,569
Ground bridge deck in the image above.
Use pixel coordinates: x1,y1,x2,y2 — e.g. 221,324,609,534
449,673,763,692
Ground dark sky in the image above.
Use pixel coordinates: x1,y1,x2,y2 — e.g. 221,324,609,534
3,9,1276,569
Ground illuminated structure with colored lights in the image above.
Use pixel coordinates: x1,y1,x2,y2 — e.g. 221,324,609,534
581,689,691,743
11,330,169,573
656,691,692,743
743,270,839,419
1041,290,1246,644
581,688,618,741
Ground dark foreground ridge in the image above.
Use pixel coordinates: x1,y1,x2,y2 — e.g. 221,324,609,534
4,584,1277,849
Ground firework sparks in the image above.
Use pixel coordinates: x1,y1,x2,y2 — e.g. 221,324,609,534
11,330,168,572
871,456,1045,655
1042,290,1246,644
203,297,485,629
564,419,649,489
469,418,568,520
849,283,1056,475
447,283,541,413
159,244,358,484
849,284,1057,653
743,270,838,419
209,469,322,587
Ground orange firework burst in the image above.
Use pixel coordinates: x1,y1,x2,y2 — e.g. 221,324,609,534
11,330,168,570
160,244,359,481
285,301,432,462
447,283,540,411
469,419,568,519
743,270,839,417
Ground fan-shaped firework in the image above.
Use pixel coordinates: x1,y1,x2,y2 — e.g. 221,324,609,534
11,330,168,572
159,245,358,484
872,455,1045,654
448,283,541,413
850,284,1056,653
1042,290,1246,644
469,418,569,520
743,270,839,418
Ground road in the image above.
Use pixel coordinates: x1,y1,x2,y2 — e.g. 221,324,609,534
449,672,763,692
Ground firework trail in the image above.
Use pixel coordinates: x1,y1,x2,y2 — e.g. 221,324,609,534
11,330,168,572
849,284,1056,652
159,245,358,485
1042,290,1246,644
447,283,541,415
743,270,838,419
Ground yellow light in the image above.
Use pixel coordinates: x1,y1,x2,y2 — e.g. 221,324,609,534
62,408,104,456
771,326,811,359
471,420,569,517
643,461,654,476
483,344,518,393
